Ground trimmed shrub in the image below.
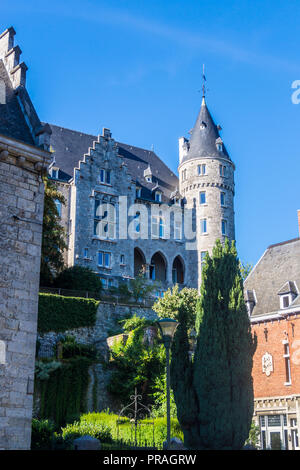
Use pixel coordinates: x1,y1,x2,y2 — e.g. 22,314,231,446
38,293,99,333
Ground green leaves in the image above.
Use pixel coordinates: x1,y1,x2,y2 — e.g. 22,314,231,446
171,238,256,450
38,293,99,333
40,177,67,286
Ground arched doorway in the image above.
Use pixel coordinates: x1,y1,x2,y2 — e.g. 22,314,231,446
134,248,146,277
172,256,184,284
150,252,167,282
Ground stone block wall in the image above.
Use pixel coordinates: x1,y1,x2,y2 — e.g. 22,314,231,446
36,301,158,413
0,143,49,450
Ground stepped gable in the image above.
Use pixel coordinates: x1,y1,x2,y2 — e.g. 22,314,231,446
47,123,178,200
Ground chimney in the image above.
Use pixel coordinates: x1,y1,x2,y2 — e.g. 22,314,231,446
298,210,300,237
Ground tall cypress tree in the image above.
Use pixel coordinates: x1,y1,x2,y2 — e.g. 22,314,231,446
170,239,256,449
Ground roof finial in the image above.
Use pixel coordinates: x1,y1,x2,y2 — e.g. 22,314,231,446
202,64,206,103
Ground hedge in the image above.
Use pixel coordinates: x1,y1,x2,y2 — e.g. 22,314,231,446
38,293,100,333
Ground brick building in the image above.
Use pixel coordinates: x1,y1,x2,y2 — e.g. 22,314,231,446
0,27,51,449
245,219,300,450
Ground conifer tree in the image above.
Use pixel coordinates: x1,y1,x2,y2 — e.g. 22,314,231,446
170,239,256,449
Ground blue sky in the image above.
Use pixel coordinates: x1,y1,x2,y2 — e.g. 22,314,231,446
1,0,300,266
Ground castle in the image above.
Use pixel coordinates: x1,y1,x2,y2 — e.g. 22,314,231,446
0,25,236,449
47,97,235,293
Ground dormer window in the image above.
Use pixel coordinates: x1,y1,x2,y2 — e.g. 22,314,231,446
278,281,298,309
216,137,223,153
50,168,59,179
155,191,162,203
146,176,152,183
245,290,256,316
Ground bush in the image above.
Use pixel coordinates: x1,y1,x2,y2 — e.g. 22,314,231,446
31,418,55,450
61,420,112,444
53,265,103,293
119,314,153,333
38,293,99,333
61,336,97,360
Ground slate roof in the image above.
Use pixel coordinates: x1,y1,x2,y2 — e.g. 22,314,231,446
0,59,35,145
244,238,300,317
47,123,179,201
181,97,230,164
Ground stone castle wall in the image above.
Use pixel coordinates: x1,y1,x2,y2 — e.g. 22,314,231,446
37,301,158,413
0,144,49,450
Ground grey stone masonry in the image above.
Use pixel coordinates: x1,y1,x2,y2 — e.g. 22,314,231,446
0,136,50,450
0,26,51,450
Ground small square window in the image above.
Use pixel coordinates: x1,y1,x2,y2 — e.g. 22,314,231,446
200,191,206,204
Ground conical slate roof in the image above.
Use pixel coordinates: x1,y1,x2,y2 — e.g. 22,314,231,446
182,97,230,163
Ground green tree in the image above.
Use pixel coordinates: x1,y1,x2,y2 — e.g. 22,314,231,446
170,239,256,450
153,284,199,330
53,265,103,293
129,270,158,302
239,261,253,281
107,320,165,406
40,178,67,286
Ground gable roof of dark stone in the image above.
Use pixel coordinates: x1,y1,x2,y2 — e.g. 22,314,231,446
181,97,231,164
244,237,300,317
0,59,35,146
47,123,179,201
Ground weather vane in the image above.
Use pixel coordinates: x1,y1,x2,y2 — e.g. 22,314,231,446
198,64,207,98
202,64,206,97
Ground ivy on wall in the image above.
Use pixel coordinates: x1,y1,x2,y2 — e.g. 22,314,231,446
38,293,100,333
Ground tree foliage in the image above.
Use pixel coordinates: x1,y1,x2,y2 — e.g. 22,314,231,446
170,239,257,450
153,284,199,330
107,320,165,406
53,265,103,293
40,177,67,286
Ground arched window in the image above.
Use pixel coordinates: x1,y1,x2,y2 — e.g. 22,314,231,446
150,252,167,282
172,256,184,284
134,248,146,277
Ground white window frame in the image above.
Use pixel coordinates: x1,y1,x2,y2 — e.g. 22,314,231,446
174,220,182,240
54,198,62,217
94,201,116,240
200,218,207,234
283,340,292,385
98,251,111,268
199,191,206,205
100,169,111,185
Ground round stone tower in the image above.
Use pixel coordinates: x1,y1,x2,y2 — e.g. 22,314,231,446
178,96,235,290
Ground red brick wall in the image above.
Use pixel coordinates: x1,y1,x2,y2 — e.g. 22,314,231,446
251,315,300,398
